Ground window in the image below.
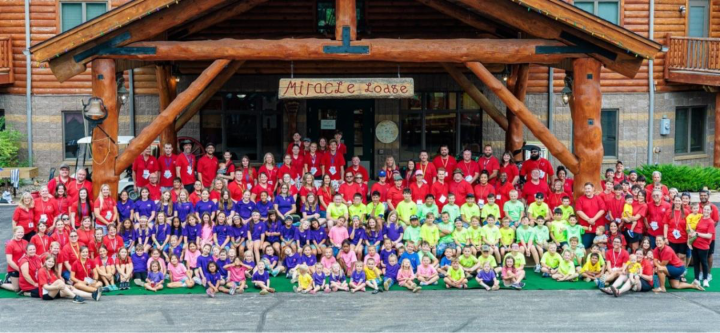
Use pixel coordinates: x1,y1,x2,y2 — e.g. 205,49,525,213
200,93,284,162
61,2,108,32
316,0,366,35
399,92,482,161
601,109,618,157
0,109,5,131
675,106,707,154
688,0,709,37
575,0,619,24
62,111,85,159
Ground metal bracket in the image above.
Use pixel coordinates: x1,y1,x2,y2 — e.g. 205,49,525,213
73,31,156,62
535,31,617,61
323,26,369,54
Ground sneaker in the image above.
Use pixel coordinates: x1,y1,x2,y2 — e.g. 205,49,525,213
383,279,391,291
518,282,525,288
293,286,298,293
92,289,101,301
229,285,237,295
511,283,521,290
134,279,144,287
534,265,541,273
419,282,428,286
73,296,86,304
597,279,606,289
708,274,713,282
309,290,316,295
372,289,379,294
111,285,119,291
259,289,269,295
268,288,275,293
703,280,710,288
542,273,550,278
413,286,421,293
324,287,331,293
102,286,111,292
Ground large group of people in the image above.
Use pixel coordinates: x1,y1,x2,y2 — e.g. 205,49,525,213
3,131,717,301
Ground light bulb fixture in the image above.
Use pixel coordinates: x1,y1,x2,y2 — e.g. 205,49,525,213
561,75,573,105
117,76,129,106
501,66,510,82
174,76,180,83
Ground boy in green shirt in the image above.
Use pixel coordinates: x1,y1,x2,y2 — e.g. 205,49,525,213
498,217,515,258
533,216,550,254
480,194,501,221
540,243,562,277
473,245,500,275
441,193,461,223
503,190,525,225
460,194,481,223
365,191,386,220
402,215,422,245
468,217,484,255
482,215,502,263
458,246,479,275
419,214,440,249
327,193,349,228
558,196,575,221
564,215,586,245
516,217,540,272
503,243,526,269
396,189,417,227
527,193,550,222
549,207,568,248
443,260,468,289
452,219,470,248
416,194,439,222
348,193,367,224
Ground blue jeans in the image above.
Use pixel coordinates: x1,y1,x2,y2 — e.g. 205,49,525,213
383,276,395,288
581,233,595,250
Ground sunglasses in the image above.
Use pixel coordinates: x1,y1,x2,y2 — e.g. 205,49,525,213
62,217,70,220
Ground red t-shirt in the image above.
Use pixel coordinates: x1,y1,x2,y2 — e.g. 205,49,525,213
432,156,457,177
386,186,405,209
62,242,84,266
147,183,162,202
457,160,479,183
693,218,716,250
519,158,554,182
575,194,607,233
228,181,246,202
176,153,197,186
370,182,390,203
448,180,473,206
477,156,500,185
71,259,96,281
348,165,369,183
645,200,671,237
12,207,34,235
237,167,257,189
132,155,159,188
495,182,514,217
417,162,437,183
699,202,720,223
30,233,52,255
51,229,69,249
76,228,94,248
278,165,296,181
94,197,116,225
37,267,58,296
645,184,669,202
520,180,549,204
338,183,360,204
5,239,28,272
87,239,105,259
33,197,59,232
321,152,345,181
290,155,305,179
653,245,684,267
251,183,274,201
605,248,629,269
47,176,72,197
66,180,93,203
18,255,42,291
299,185,318,203
317,186,334,211
304,153,323,178
103,235,124,259
69,201,93,228
409,182,430,204
498,163,519,184
630,202,647,233
604,195,625,224
562,178,575,196
663,209,688,244
430,181,449,211
196,155,219,188
473,183,496,205
258,165,279,188
547,191,570,212
94,256,115,270
158,154,178,188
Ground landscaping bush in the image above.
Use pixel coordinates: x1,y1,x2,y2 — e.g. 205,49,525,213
634,164,720,192
0,117,24,168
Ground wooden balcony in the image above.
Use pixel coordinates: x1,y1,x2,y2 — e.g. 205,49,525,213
0,36,13,86
665,35,720,86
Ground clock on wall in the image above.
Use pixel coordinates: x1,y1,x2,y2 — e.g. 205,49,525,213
375,120,399,144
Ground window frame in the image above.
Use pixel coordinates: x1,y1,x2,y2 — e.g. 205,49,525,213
59,1,109,33
574,0,621,25
674,106,707,155
600,108,619,159
62,110,86,161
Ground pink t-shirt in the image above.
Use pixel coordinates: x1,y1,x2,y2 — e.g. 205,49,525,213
363,253,381,267
321,256,337,270
396,269,415,283
228,265,247,282
147,257,167,271
329,226,349,246
201,225,214,246
417,264,437,278
338,250,357,267
167,262,187,282
184,249,201,269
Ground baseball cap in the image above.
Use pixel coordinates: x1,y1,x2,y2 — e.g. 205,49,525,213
378,170,387,177
284,216,294,222
415,170,423,176
205,142,215,148
535,192,545,199
303,138,312,142
393,174,403,181
410,215,419,220
180,139,193,146
453,168,463,175
481,244,491,252
59,163,70,170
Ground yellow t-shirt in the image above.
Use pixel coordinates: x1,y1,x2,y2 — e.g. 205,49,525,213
626,262,642,274
499,227,515,247
364,267,382,280
687,213,702,230
298,273,313,290
622,203,633,219
580,260,602,273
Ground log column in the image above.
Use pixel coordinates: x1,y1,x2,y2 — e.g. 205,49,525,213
570,58,603,196
335,0,357,41
715,91,720,167
156,65,178,152
91,59,119,196
506,64,528,160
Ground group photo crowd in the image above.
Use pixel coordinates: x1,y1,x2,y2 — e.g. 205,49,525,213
3,131,717,303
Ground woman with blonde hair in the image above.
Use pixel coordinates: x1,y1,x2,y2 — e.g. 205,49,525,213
258,152,279,189
94,184,118,234
12,192,35,240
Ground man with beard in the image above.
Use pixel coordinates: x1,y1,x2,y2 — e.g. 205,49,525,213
478,145,500,186
520,147,553,183
433,145,457,178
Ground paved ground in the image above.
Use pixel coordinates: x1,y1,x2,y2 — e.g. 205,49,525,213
2,205,720,332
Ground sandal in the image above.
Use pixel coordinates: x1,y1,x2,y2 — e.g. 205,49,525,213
611,286,620,297
600,287,613,295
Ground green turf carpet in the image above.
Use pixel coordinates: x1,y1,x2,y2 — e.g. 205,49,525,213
1,268,717,298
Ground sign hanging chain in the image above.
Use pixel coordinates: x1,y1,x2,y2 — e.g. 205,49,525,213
291,61,294,79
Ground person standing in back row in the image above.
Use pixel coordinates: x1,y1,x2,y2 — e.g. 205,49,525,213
176,140,197,193
520,147,553,183
132,146,159,192
478,145,500,186
158,143,178,193
196,143,218,189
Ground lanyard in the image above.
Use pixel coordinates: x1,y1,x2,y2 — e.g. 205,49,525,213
610,250,620,267
70,242,79,260
79,259,89,277
311,154,317,165
672,210,683,229
164,155,173,169
440,157,448,168
482,157,490,169
329,153,336,165
109,236,118,252
420,162,428,176
463,161,472,174
184,153,193,166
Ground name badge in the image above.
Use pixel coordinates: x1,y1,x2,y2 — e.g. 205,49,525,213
142,170,150,179
329,166,337,175
650,221,659,230
28,222,34,228
247,184,252,190
672,229,681,239
105,211,112,220
310,167,317,175
464,175,473,182
439,195,447,204
40,214,48,222
83,277,94,284
479,199,485,205
416,200,422,205
539,171,546,179
164,170,172,179
186,166,193,175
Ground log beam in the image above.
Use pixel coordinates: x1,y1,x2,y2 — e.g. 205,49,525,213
105,38,584,64
466,61,580,174
175,60,245,131
171,0,270,40
156,65,177,152
570,58,603,196
115,59,231,174
506,64,529,159
336,0,357,41
414,0,499,35
91,59,119,197
441,63,508,131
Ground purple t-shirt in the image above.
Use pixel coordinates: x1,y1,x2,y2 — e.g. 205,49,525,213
351,270,366,283
478,270,496,284
148,271,164,283
330,271,346,283
133,199,156,220
384,223,404,242
312,271,326,285
174,202,194,222
348,227,367,245
131,252,149,273
234,201,256,220
385,263,400,280
280,225,298,242
195,200,217,218
284,253,301,270
252,270,269,284
380,249,396,267
274,195,295,216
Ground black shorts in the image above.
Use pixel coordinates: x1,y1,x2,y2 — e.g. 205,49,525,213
6,271,19,278
669,242,689,256
29,289,56,300
624,230,641,243
639,275,658,292
133,272,148,281
710,240,715,255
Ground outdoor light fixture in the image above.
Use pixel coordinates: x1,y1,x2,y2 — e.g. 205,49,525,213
561,75,573,105
501,67,510,82
117,76,129,106
82,97,108,135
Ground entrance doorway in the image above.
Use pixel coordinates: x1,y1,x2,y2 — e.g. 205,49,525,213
307,100,375,173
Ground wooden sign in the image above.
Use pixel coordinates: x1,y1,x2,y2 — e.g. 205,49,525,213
278,78,414,99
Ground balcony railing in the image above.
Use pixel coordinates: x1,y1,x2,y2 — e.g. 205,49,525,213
0,36,13,85
665,35,720,86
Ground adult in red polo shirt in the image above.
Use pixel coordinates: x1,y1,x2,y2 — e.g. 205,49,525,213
433,145,457,179
431,168,450,211
304,142,323,179
521,169,550,205
94,184,118,228
348,156,369,185
409,170,430,204
519,147,554,183
2,227,28,292
18,244,42,294
158,143,178,191
473,171,496,206
278,155,297,181
604,184,625,225
691,205,717,288
457,150,479,185
47,163,73,196
290,145,305,180
334,131,348,157
370,171,390,203
176,140,197,192
575,182,606,249
322,140,345,181
417,151,437,184
196,143,219,188
448,169,473,206
646,189,671,246
499,152,520,187
698,190,719,223
33,187,59,236
478,145,500,186
103,224,124,259
338,172,359,204
653,236,702,292
228,170,247,202
495,172,514,217
386,175,405,211
132,146,159,189
286,132,303,155
664,196,689,261
66,168,93,204
12,193,35,241
645,171,670,202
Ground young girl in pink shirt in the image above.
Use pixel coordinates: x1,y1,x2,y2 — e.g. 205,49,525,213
397,258,421,292
416,256,439,285
167,254,195,289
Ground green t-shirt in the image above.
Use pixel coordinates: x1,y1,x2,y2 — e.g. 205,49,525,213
452,228,470,245
365,202,385,219
482,225,501,244
328,203,349,220
516,226,536,244
448,266,465,281
348,204,367,222
460,203,481,221
558,205,575,221
396,200,418,226
569,245,586,266
437,221,455,244
558,259,576,275
468,226,484,245
417,203,439,221
504,252,526,268
419,224,440,246
459,254,478,268
418,250,437,263
527,202,550,219
534,225,550,244
564,224,585,243
477,255,498,269
503,200,525,221
499,227,515,247
441,204,461,223
480,203,500,220
550,220,568,243
403,225,421,244
541,251,562,268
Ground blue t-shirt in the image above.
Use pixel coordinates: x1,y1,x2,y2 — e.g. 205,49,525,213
231,225,247,242
262,255,279,268
252,270,269,284
312,272,326,285
348,227,367,245
169,225,184,239
153,223,170,244
367,229,383,245
380,248,396,267
183,223,201,242
134,228,151,245
385,263,400,280
234,201,256,220
283,253,301,270
195,200,217,218
174,202,194,222
219,202,233,217
166,245,183,260
297,229,312,246
196,254,213,277
399,252,420,272
311,228,327,244
330,271,345,283
117,199,134,222
478,270,496,284
280,225,298,242
265,221,281,243
300,254,317,266
133,199,156,220
148,271,164,283
131,252,149,273
274,195,295,216
206,271,222,287
255,200,273,218
351,270,366,283
216,258,230,277
302,204,320,217
250,222,267,240
439,257,453,269
384,223,404,242
213,224,229,245
157,203,172,217
121,229,135,244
